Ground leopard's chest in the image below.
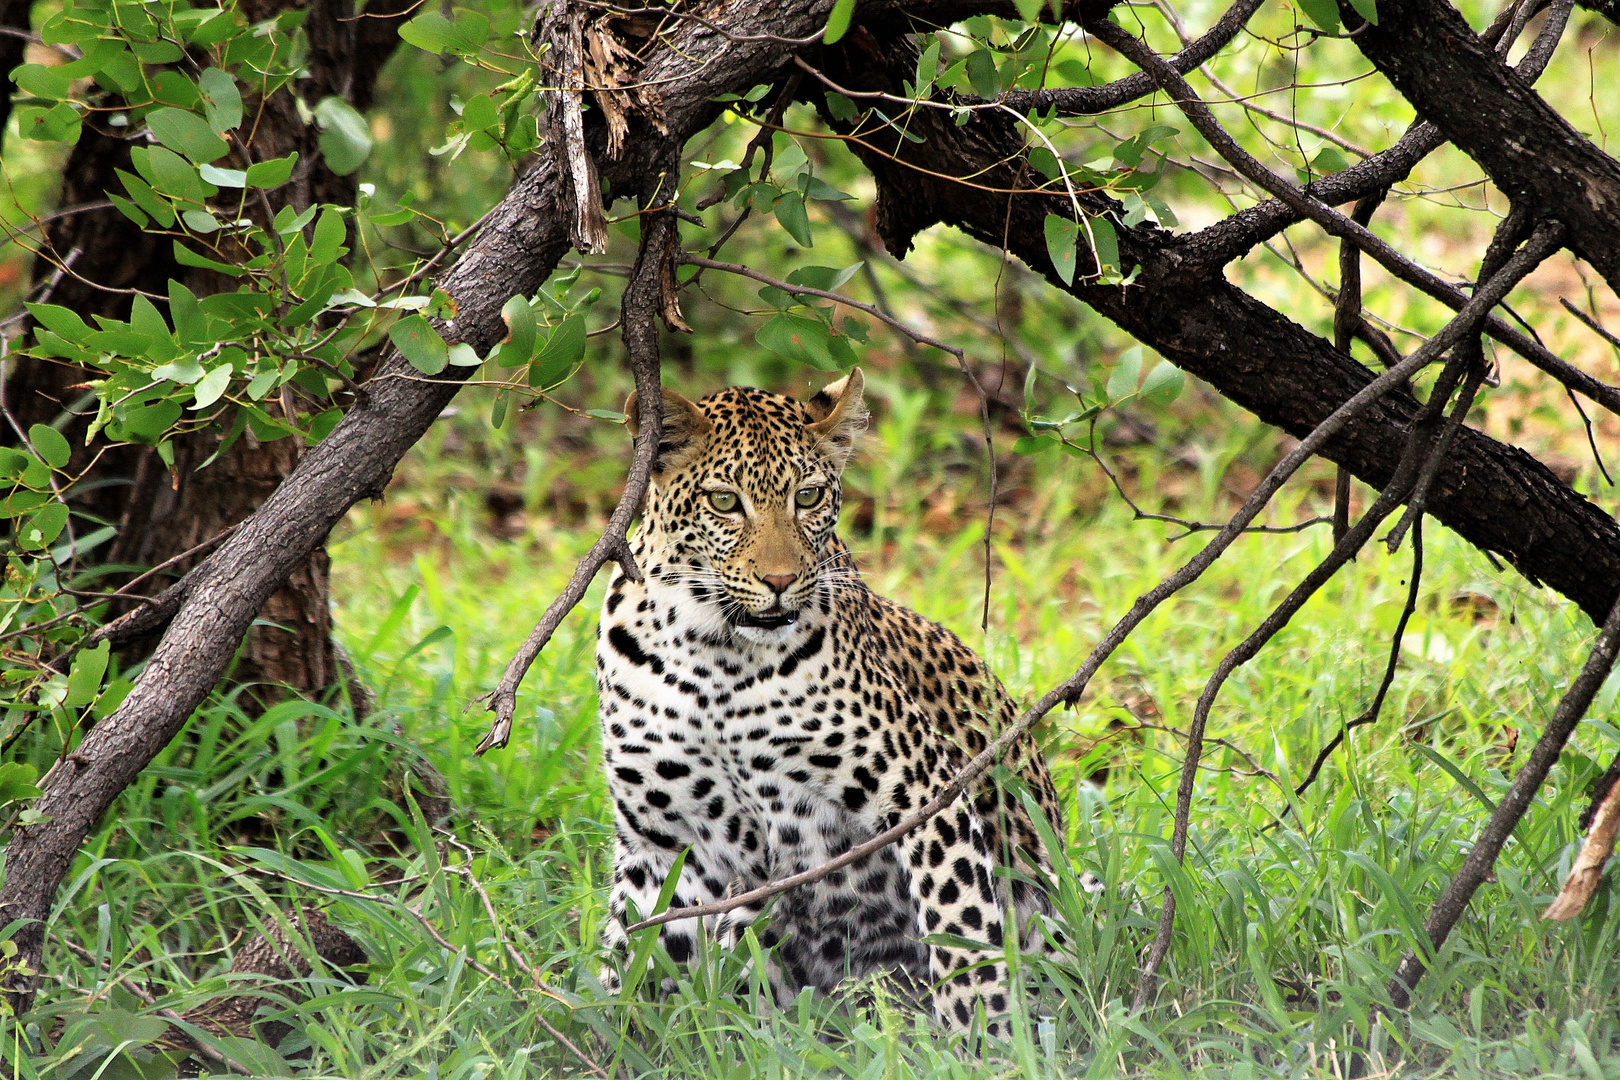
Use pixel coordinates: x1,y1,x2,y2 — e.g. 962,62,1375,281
595,582,899,867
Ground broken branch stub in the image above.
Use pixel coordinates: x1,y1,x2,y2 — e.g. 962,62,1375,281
537,0,609,254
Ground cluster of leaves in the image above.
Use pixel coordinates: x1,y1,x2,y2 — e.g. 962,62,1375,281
1014,345,1185,458
0,0,595,777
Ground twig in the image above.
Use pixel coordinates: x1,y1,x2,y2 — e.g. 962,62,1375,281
680,256,967,361
1075,425,1331,540
474,204,675,755
1129,223,1565,1011
1387,588,1620,1007
1291,515,1423,803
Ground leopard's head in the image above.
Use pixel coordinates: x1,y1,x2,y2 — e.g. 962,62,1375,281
627,370,866,641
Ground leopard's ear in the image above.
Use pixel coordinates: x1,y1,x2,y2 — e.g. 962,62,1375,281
625,387,711,473
805,368,867,470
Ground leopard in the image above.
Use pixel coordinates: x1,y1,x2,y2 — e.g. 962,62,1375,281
595,368,1084,1034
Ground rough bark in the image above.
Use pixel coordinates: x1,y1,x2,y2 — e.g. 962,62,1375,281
1345,0,1620,296
178,907,366,1048
7,0,1620,1015
820,32,1620,623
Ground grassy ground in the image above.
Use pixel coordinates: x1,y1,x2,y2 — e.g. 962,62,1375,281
13,380,1620,1078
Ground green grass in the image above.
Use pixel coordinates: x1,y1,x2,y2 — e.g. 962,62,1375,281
9,388,1620,1079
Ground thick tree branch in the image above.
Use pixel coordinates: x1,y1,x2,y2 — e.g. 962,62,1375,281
819,37,1620,623
1347,0,1620,295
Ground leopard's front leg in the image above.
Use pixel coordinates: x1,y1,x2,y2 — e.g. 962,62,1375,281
601,829,726,992
895,796,1023,1036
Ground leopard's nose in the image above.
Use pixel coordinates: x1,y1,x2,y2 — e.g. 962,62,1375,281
760,573,798,595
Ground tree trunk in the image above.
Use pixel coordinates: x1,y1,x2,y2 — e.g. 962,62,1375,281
5,0,407,698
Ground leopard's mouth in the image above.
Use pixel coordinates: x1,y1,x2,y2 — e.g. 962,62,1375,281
728,604,800,630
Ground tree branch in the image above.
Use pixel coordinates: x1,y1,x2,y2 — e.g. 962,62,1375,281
475,205,674,755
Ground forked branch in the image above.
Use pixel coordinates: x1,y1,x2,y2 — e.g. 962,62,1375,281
475,207,676,755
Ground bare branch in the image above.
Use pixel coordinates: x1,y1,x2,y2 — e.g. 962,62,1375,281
475,207,676,755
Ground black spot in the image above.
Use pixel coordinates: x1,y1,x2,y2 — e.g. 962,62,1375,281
842,786,868,811
647,790,671,809
937,880,960,904
615,767,644,785
608,626,665,674
664,934,693,963
776,626,826,678
656,760,692,780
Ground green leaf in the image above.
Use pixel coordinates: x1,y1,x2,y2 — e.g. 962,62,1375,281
246,153,298,189
914,38,940,96
390,314,448,374
824,92,857,122
757,312,840,370
965,49,1001,99
1140,359,1184,406
18,502,68,549
199,67,244,134
491,295,537,366
823,0,856,44
310,208,346,264
399,12,458,53
168,280,207,347
199,163,247,187
774,191,813,247
1012,434,1058,455
26,303,92,343
173,240,244,277
0,762,41,806
65,641,110,707
447,343,481,367
153,358,206,385
462,93,498,133
306,407,343,444
785,263,862,292
29,424,70,469
315,97,373,176
1106,346,1144,400
182,208,220,233
19,101,82,142
530,313,587,386
14,63,71,99
1347,0,1378,24
1311,146,1350,175
191,365,233,410
1296,0,1339,32
1043,213,1080,285
147,107,230,163
1089,215,1120,275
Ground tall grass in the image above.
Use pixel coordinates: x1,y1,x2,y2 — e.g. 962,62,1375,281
8,388,1620,1078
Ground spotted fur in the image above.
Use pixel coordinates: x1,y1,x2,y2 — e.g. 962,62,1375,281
596,370,1072,1033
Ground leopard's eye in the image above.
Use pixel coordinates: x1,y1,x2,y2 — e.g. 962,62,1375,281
795,486,825,509
708,490,741,513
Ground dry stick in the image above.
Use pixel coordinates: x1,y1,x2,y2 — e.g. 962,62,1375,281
1562,296,1620,354
1129,223,1566,1011
1384,200,1533,552
1331,193,1391,546
1387,587,1620,1008
474,209,675,755
623,240,1526,936
1292,519,1423,804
